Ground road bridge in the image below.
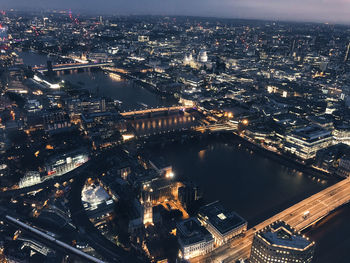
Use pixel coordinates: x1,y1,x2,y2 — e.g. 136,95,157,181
191,178,350,263
120,106,192,117
195,122,238,133
33,62,113,72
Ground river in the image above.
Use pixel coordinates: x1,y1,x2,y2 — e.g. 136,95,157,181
18,50,350,262
18,50,53,67
149,139,350,262
150,140,329,224
59,71,170,111
18,51,168,111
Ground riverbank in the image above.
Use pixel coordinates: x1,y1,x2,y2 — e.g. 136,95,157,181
102,68,178,103
141,131,330,225
229,132,340,180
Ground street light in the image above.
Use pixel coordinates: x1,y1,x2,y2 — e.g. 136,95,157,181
166,172,175,179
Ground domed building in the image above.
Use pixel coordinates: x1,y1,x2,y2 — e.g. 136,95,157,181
198,50,208,63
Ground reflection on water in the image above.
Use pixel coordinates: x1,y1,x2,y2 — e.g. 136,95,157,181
305,204,350,263
151,140,330,225
152,139,348,261
129,114,198,136
60,71,171,111
18,51,50,67
198,149,206,160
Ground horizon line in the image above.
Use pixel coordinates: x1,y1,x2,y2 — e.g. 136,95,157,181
2,8,350,27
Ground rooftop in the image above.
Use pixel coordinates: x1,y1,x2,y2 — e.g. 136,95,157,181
177,217,213,246
198,201,246,235
291,125,332,142
259,221,313,250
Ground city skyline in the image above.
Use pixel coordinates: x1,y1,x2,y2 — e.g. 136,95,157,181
1,6,350,263
2,0,350,24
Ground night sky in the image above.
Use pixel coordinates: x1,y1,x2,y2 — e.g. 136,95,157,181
2,0,350,24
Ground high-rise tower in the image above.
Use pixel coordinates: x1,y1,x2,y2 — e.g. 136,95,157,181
344,42,350,62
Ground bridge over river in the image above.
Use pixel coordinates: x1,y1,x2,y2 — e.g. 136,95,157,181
191,177,350,263
120,106,193,117
33,62,113,72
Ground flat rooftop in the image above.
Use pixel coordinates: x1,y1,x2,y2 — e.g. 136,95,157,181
291,125,332,142
177,218,213,246
198,201,246,235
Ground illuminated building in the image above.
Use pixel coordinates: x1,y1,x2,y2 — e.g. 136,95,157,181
333,127,350,146
149,158,173,178
336,156,350,178
45,150,89,177
284,126,333,160
19,171,41,188
43,111,71,133
81,183,114,220
88,51,109,63
179,74,204,87
0,164,7,177
7,80,28,94
25,99,42,113
179,96,196,107
32,75,60,89
244,126,275,142
197,201,247,246
142,192,153,226
344,42,350,63
177,217,214,260
308,115,333,129
250,221,315,263
138,35,150,42
142,177,178,203
198,50,208,63
68,98,107,114
82,184,112,210
183,53,193,64
0,24,8,42
120,166,131,180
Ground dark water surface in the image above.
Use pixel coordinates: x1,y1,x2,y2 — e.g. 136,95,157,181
152,140,350,262
153,141,329,225
20,51,350,262
18,50,51,67
60,71,170,111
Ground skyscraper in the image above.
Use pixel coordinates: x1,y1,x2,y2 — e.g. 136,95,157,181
344,42,350,62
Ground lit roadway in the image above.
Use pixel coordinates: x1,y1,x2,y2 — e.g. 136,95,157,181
33,62,113,72
120,106,192,117
191,178,350,263
195,123,237,133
